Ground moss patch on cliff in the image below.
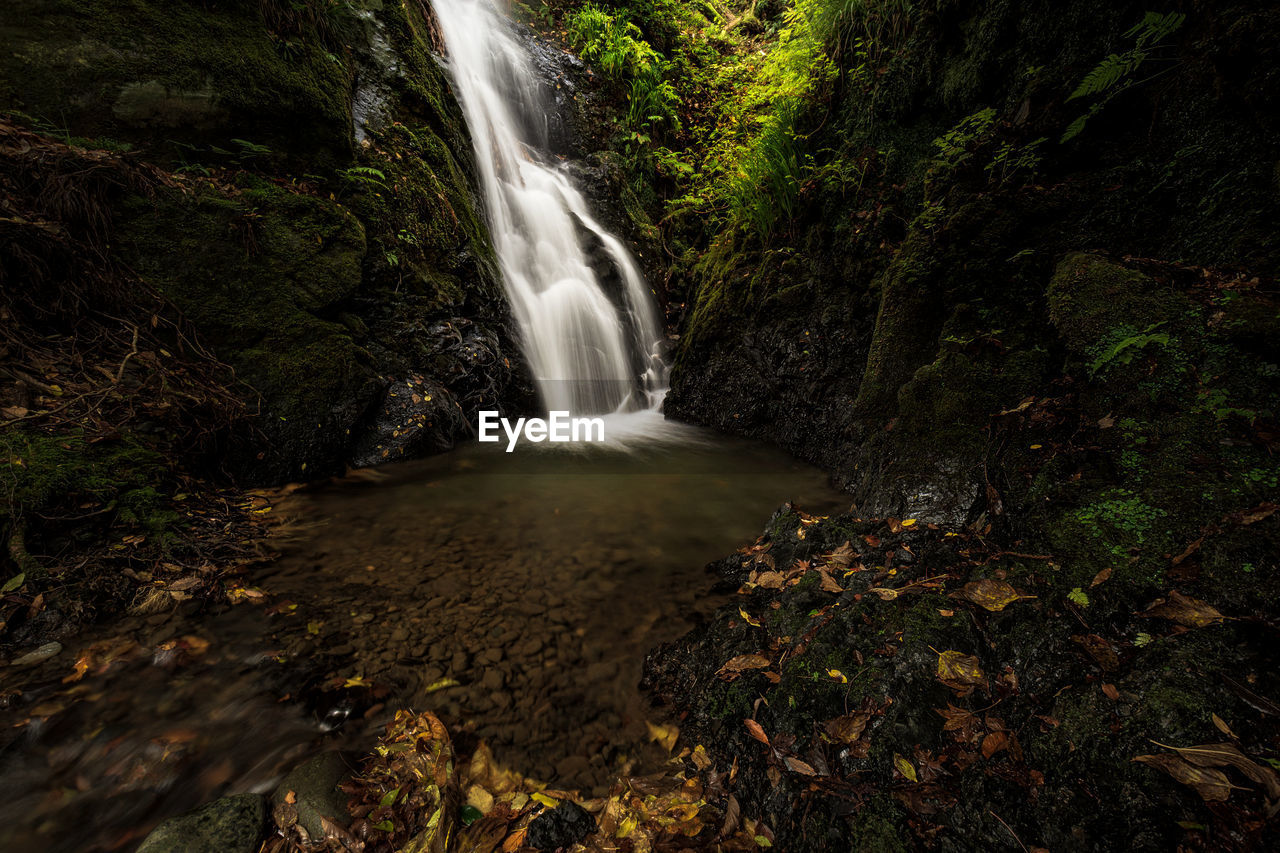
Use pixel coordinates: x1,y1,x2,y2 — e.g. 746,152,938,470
0,0,355,166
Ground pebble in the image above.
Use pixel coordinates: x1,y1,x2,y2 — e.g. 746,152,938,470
12,641,62,666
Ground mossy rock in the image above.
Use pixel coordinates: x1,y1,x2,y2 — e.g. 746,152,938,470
1047,253,1193,357
114,184,376,482
0,0,354,166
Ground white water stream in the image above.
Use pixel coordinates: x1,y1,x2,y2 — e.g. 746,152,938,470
432,0,666,417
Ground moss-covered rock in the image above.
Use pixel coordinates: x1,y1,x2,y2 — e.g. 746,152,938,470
0,0,354,166
2,0,534,483
114,183,376,481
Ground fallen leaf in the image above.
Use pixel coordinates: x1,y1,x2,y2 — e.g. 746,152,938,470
1090,567,1112,587
755,571,787,589
816,569,844,593
744,719,769,746
1154,741,1280,800
936,650,986,694
691,744,712,770
738,607,761,627
894,753,918,782
1211,714,1238,740
936,701,972,732
1102,683,1120,701
646,721,679,752
826,668,848,683
1133,753,1233,802
981,731,1009,758
823,713,870,744
1140,590,1224,628
823,541,858,568
717,654,771,680
784,756,818,776
954,578,1030,612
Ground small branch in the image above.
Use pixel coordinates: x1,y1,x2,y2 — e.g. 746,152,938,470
114,324,140,383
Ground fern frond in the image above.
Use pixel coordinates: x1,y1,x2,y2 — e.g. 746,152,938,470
1067,51,1144,100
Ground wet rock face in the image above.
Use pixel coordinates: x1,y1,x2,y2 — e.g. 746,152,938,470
350,375,468,467
3,0,536,483
137,793,266,853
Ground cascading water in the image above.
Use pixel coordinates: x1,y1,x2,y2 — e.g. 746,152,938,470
431,0,665,417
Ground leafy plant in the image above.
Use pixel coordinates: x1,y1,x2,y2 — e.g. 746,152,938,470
1089,322,1170,376
339,165,388,189
1061,11,1186,142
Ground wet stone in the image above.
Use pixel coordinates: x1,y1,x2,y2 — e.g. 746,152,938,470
137,793,266,853
527,801,597,852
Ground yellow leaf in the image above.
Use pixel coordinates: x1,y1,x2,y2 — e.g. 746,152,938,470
646,720,679,752
739,607,761,627
935,649,985,693
531,792,561,809
900,518,917,528
894,753,918,782
826,668,847,683
956,578,1031,612
424,677,460,693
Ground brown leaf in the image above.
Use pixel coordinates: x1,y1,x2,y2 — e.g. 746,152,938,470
719,793,741,839
935,704,977,732
823,541,858,568
823,713,871,745
755,571,787,590
784,756,819,776
1211,714,1238,740
954,578,1030,612
1134,753,1232,802
1071,633,1119,671
816,569,845,593
744,719,769,746
1089,567,1112,587
1140,590,1224,628
1101,683,1120,701
981,731,1009,758
717,654,771,681
1157,742,1280,800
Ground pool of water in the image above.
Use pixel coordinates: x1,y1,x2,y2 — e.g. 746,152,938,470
0,421,849,852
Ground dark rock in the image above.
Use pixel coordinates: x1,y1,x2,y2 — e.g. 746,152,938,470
272,751,355,841
137,793,266,853
526,800,597,851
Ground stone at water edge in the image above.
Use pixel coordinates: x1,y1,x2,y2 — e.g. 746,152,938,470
272,750,356,841
136,793,266,853
527,800,597,851
11,641,62,666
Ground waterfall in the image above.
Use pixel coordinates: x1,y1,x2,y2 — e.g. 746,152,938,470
431,0,665,417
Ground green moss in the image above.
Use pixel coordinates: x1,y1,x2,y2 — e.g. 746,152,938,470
1047,254,1193,357
0,0,354,165
1,427,177,554
114,183,372,478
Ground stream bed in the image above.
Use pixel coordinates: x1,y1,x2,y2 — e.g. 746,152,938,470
0,420,848,852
